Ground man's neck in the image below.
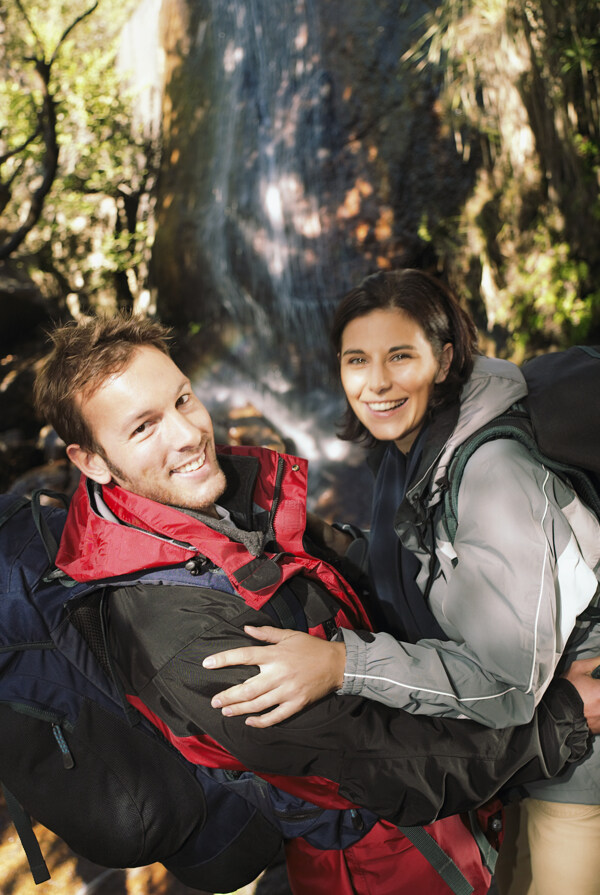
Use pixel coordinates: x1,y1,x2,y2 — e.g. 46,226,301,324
201,503,220,520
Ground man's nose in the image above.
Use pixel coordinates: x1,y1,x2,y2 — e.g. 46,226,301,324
167,410,203,448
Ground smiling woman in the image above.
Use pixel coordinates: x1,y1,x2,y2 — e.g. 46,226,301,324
203,268,600,895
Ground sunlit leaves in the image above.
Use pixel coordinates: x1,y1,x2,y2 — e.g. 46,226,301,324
0,0,155,312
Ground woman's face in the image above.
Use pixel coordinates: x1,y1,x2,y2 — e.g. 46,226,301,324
339,307,453,453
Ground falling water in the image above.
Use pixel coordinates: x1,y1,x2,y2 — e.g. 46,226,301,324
200,0,351,365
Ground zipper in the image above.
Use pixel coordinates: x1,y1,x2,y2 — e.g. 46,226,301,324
273,805,324,821
3,701,75,768
265,456,286,546
52,724,75,768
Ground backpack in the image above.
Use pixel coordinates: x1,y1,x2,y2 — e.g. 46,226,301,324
441,345,600,544
0,478,497,895
0,489,381,891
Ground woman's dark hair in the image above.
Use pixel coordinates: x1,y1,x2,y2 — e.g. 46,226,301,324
331,268,480,443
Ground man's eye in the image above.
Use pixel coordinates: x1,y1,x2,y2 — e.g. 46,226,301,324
176,393,190,407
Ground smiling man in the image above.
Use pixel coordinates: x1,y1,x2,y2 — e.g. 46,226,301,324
32,312,598,895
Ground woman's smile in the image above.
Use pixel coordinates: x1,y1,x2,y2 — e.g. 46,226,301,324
364,398,408,414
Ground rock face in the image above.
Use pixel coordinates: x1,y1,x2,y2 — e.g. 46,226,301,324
152,0,474,384
0,265,52,354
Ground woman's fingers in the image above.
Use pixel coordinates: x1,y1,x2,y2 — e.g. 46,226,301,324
203,646,264,670
202,627,296,669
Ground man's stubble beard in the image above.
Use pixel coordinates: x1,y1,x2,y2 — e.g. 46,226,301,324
98,450,228,511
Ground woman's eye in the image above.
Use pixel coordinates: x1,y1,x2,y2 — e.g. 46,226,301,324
176,393,190,407
132,421,149,436
347,356,366,365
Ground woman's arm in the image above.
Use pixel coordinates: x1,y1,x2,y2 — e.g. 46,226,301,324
206,441,600,729
336,440,599,727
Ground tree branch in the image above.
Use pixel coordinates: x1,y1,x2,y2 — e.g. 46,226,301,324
50,0,99,65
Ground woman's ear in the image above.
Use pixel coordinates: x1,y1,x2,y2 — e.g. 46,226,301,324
66,444,112,484
435,343,454,383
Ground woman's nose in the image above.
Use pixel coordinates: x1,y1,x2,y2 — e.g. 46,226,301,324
368,362,391,392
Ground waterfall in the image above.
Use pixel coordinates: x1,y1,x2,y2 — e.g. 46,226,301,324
202,0,347,358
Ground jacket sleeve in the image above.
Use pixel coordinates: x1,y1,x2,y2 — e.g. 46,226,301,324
107,582,590,826
338,440,600,728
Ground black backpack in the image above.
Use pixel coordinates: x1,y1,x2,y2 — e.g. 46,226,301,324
0,490,287,890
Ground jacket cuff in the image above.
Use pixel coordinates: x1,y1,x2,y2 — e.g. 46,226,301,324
538,677,592,772
336,628,369,696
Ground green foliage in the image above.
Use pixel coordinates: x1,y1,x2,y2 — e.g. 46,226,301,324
504,230,597,353
405,0,600,354
0,0,157,313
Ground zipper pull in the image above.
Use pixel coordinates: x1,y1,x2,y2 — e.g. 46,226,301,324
52,724,75,769
185,555,211,576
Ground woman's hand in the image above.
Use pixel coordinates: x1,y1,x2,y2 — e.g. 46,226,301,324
563,656,600,734
305,512,353,556
202,625,347,727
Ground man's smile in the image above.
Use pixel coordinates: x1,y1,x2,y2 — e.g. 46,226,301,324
171,452,207,475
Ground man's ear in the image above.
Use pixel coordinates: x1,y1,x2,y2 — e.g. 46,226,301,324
66,444,112,484
435,343,454,384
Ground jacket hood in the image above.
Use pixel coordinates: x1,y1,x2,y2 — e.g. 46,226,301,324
445,356,526,453
408,355,527,505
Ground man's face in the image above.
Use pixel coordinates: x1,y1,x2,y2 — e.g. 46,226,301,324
73,346,226,512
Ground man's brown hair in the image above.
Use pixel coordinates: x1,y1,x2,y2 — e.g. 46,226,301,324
34,313,172,450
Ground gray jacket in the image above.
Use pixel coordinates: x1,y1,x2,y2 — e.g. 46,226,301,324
339,355,600,802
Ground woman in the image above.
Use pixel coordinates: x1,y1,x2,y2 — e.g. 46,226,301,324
204,269,600,894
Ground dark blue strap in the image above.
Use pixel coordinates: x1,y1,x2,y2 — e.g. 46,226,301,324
1,783,51,884
0,495,30,528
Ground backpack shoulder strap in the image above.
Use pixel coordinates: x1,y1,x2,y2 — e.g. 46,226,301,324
1,785,51,884
442,407,535,545
397,825,475,895
442,405,600,546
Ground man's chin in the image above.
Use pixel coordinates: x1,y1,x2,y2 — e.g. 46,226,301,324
111,468,227,513
170,468,227,512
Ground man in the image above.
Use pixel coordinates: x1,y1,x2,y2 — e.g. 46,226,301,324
33,312,597,894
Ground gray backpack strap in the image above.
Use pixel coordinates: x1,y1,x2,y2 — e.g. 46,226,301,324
467,810,499,875
441,405,600,546
397,825,474,895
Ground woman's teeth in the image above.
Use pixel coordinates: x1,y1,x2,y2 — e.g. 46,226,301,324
368,399,407,411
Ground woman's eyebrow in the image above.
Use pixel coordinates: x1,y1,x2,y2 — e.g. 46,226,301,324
341,343,415,356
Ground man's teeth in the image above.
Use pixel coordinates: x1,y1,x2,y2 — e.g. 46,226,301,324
176,456,205,474
368,399,406,411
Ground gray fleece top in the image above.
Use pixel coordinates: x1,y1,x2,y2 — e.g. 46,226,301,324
338,355,600,802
